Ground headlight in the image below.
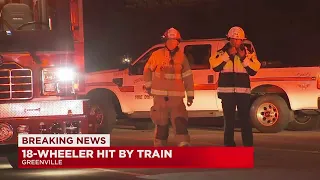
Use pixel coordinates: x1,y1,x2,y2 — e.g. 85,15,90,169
56,68,76,81
43,67,76,82
42,67,79,96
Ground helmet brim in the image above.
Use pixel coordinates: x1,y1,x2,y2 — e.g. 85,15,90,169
226,35,247,40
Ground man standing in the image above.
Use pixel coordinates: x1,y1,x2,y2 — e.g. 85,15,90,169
143,28,194,147
209,26,261,147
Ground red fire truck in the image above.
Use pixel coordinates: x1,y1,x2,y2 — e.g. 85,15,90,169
0,0,101,168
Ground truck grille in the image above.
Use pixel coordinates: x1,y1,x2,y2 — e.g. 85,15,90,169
0,62,33,100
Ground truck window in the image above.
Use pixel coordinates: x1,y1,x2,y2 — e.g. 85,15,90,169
0,0,60,31
129,46,163,75
184,44,211,70
0,0,74,52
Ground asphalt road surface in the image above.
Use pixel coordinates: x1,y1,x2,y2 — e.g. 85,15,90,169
1,127,319,180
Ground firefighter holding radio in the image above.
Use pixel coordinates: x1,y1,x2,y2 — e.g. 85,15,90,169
210,26,261,147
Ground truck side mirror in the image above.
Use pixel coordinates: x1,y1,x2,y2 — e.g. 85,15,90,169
261,61,267,68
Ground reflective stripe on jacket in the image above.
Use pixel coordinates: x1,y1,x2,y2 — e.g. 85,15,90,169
143,47,194,98
209,43,261,97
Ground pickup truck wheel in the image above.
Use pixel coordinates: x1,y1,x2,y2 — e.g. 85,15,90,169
250,95,290,133
6,151,18,169
90,98,116,134
286,114,319,131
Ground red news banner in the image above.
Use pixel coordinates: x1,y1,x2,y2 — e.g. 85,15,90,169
18,134,254,168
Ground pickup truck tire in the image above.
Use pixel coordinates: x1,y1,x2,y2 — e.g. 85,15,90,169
286,114,319,131
250,95,290,133
90,96,116,134
6,151,18,169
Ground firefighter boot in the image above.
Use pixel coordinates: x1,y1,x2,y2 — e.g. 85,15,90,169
177,136,191,147
154,124,169,147
154,139,168,147
174,117,191,147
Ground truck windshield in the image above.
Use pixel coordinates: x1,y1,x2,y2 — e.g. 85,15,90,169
0,0,74,52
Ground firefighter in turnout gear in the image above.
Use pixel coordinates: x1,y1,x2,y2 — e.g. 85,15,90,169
143,28,194,147
209,26,261,147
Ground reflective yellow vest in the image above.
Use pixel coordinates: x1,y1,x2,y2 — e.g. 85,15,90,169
209,43,261,98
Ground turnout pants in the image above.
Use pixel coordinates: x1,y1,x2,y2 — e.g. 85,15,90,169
150,95,190,147
220,93,253,147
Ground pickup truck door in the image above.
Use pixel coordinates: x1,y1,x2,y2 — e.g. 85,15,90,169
124,46,164,112
180,42,220,112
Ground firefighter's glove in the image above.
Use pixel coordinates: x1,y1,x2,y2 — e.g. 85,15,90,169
187,97,194,107
143,85,151,95
237,44,247,61
146,88,151,95
222,43,236,59
221,42,231,52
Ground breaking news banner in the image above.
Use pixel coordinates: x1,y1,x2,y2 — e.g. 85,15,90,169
18,134,254,169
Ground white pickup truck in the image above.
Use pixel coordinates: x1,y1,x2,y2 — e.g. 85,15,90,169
82,38,320,133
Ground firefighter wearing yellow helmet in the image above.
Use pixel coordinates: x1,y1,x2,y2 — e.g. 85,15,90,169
209,26,261,147
143,28,194,147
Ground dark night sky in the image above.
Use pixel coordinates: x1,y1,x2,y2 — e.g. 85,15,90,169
82,0,320,72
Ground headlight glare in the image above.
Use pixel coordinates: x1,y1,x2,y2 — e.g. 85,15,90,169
56,68,76,81
42,67,79,95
